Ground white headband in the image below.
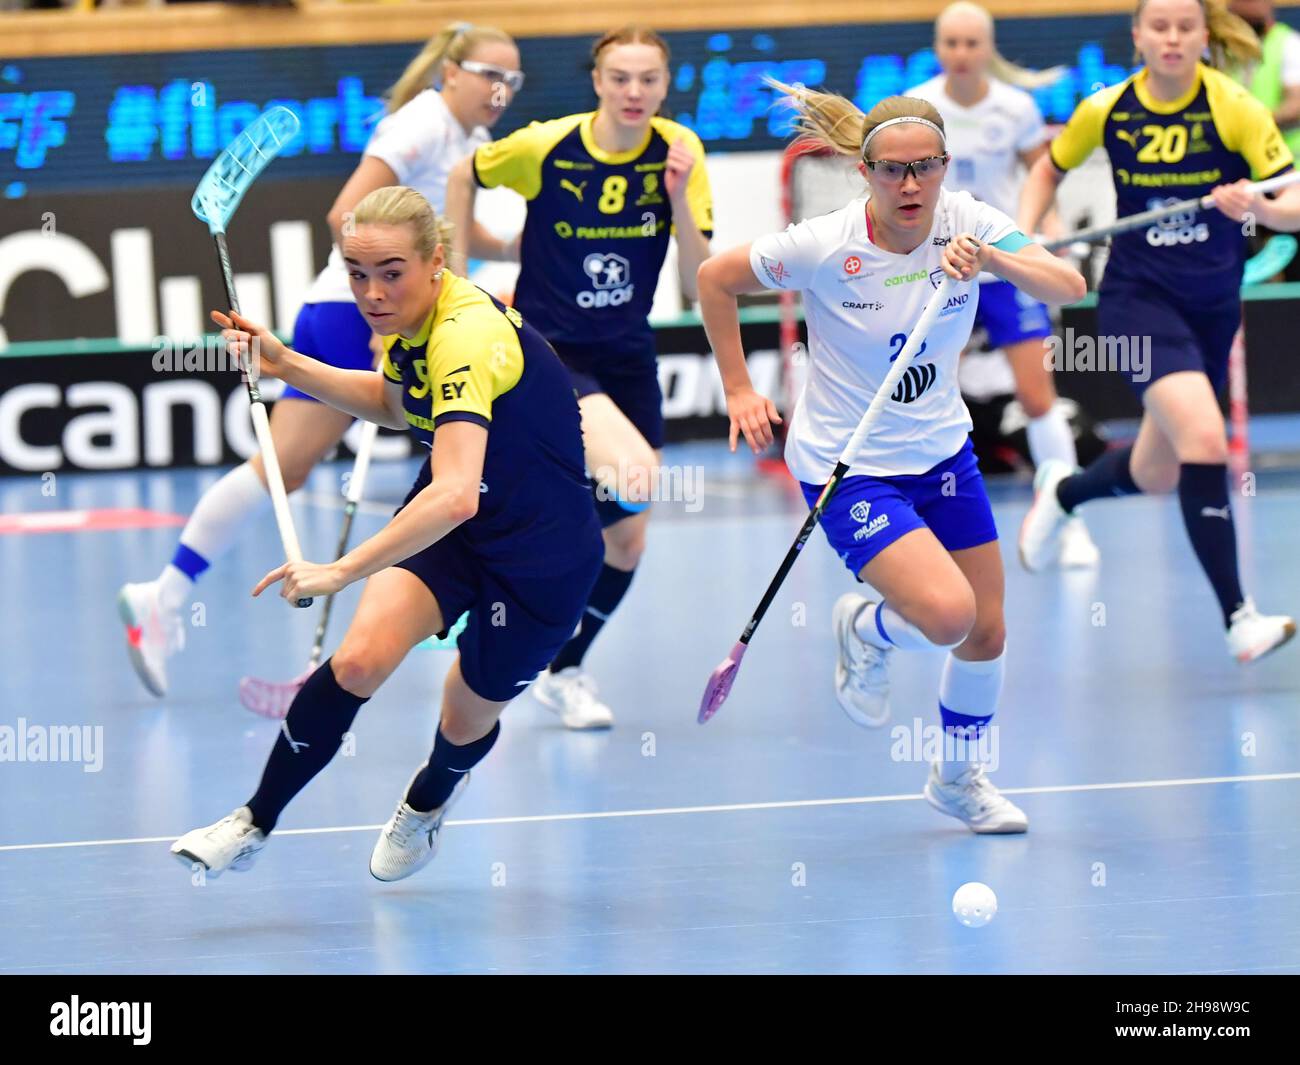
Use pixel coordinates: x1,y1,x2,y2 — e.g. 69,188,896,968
862,116,947,156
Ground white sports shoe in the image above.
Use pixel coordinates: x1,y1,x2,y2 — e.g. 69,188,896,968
117,580,184,698
832,594,893,728
1018,459,1075,572
370,773,470,883
531,667,615,730
1226,597,1297,663
170,807,266,877
924,761,1028,834
1057,515,1101,569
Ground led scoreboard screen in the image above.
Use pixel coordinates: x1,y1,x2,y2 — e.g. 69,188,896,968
0,14,1155,197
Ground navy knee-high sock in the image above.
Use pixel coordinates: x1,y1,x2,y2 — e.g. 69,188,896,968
245,659,368,834
1056,445,1141,513
406,722,501,812
548,563,635,673
1177,463,1245,626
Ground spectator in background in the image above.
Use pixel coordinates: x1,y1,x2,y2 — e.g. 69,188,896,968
1229,1,1300,278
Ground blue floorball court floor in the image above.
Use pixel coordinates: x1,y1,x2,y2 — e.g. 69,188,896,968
2,425,1299,975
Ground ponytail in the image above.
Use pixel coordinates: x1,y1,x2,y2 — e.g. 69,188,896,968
386,22,515,113
1133,0,1261,70
768,79,946,160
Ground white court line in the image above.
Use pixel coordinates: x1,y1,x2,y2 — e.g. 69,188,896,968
2,770,1297,855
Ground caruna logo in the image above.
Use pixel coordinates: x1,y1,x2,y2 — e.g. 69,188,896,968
885,269,928,287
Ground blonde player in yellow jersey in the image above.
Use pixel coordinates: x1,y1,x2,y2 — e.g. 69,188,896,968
172,187,603,882
118,23,523,699
1019,0,1300,661
446,25,713,729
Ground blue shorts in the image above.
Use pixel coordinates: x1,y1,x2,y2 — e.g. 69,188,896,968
550,332,664,449
799,439,998,579
282,301,374,402
1097,280,1239,398
393,523,602,703
975,278,1052,348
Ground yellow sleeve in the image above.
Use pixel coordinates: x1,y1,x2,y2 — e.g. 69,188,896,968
1049,81,1127,172
653,118,714,234
472,115,585,200
380,336,403,383
1207,70,1294,179
425,311,524,428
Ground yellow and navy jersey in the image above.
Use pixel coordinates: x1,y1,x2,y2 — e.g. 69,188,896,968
473,111,713,345
380,271,594,575
1050,63,1293,302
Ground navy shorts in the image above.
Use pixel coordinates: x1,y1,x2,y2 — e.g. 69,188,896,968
394,528,602,703
975,278,1052,349
1098,281,1240,398
799,439,998,579
283,301,374,402
549,333,664,449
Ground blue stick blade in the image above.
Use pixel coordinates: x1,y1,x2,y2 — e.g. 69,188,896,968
1242,234,1298,287
192,105,301,234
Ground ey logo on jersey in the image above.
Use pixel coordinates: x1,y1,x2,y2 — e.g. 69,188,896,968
579,252,634,308
1145,197,1209,247
850,499,890,541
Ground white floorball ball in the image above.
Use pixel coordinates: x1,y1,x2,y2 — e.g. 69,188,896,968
952,881,997,927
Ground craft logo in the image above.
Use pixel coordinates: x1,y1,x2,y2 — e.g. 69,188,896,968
841,300,884,311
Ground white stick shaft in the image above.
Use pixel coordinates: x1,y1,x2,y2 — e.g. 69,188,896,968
1047,169,1300,250
345,420,380,504
1241,169,1300,199
837,276,957,466
249,400,304,563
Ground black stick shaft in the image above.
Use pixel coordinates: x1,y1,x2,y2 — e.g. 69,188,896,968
307,501,357,668
737,461,848,646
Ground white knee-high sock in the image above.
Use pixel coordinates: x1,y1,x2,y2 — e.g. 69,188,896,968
1026,404,1077,469
855,601,952,652
156,462,269,612
938,650,1005,782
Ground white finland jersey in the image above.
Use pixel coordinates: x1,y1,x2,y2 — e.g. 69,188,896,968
749,188,1018,481
304,90,491,304
904,76,1047,220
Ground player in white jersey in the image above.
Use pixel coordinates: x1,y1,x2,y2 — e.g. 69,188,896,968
117,23,523,697
698,87,1085,833
907,1,1099,567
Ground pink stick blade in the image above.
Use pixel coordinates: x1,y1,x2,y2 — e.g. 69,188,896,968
698,642,747,724
238,666,315,719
